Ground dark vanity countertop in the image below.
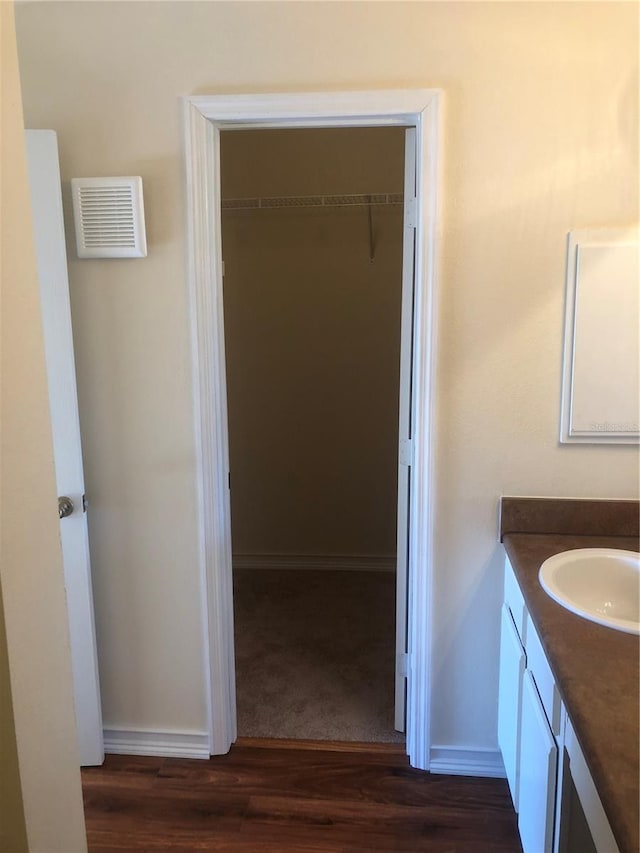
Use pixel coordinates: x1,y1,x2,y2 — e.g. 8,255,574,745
502,532,639,853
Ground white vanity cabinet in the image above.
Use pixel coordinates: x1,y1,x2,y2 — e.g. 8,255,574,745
498,555,620,853
498,558,527,809
499,556,559,853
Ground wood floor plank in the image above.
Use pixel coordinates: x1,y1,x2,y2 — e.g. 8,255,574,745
83,746,521,852
241,793,519,851
156,748,510,811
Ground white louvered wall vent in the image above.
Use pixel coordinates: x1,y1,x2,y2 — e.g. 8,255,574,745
71,177,147,258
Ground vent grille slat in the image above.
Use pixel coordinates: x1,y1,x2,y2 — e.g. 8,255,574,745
81,218,136,223
71,177,147,258
81,221,136,227
82,224,135,229
79,202,134,206
84,240,136,245
80,210,132,214
83,234,136,239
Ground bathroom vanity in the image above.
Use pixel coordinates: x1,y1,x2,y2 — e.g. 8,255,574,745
498,498,639,853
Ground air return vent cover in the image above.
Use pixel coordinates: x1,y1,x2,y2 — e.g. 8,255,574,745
71,176,147,258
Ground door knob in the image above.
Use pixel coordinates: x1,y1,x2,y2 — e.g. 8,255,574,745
58,496,74,519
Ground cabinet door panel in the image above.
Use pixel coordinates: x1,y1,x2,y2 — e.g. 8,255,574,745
498,604,525,810
564,719,620,853
519,670,558,853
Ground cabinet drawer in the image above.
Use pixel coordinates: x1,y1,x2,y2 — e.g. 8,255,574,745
504,556,527,643
526,616,563,737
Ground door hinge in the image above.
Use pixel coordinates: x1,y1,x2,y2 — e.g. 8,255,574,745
404,197,417,229
82,494,88,513
228,471,231,490
399,438,414,466
397,652,409,677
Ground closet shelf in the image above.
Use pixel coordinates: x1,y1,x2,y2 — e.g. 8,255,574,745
222,192,403,211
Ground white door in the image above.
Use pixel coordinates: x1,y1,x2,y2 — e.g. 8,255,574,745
26,130,104,766
395,127,417,732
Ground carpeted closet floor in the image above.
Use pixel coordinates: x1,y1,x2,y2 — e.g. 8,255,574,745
233,569,405,743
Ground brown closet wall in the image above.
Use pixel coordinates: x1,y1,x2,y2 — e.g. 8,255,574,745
221,128,405,560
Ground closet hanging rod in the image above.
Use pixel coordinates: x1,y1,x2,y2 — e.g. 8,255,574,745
221,192,403,211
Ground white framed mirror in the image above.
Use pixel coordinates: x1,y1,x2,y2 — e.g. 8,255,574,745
560,227,639,444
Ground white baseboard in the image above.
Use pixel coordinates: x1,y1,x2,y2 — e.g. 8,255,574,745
233,553,396,572
103,727,210,760
101,731,503,774
429,746,506,778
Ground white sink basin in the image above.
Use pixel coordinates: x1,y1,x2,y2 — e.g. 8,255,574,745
539,548,640,635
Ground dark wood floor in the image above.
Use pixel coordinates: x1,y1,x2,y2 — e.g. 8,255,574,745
82,739,522,852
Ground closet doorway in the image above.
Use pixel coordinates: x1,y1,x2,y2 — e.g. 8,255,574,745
184,90,441,771
220,127,407,743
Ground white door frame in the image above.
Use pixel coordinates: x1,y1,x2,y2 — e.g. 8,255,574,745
183,89,442,770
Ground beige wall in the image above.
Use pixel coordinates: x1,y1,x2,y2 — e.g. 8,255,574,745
14,1,638,751
0,3,87,850
222,128,404,558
